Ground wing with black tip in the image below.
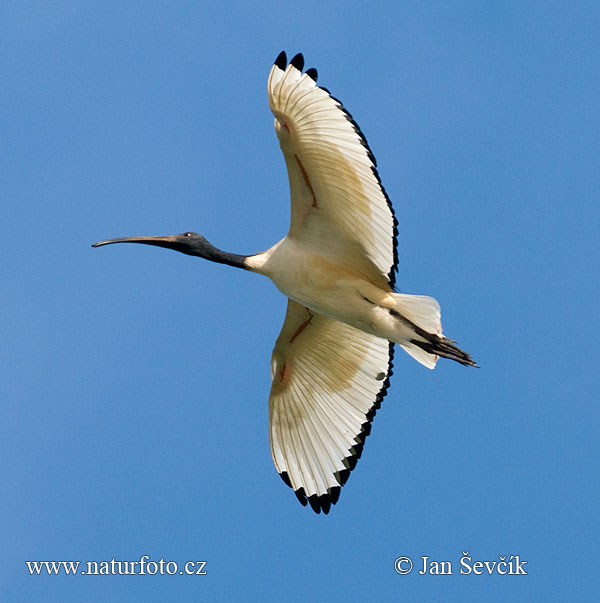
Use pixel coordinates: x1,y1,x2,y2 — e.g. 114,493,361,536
268,51,398,289
269,300,394,513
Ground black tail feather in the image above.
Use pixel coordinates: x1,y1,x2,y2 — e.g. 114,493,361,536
411,336,478,367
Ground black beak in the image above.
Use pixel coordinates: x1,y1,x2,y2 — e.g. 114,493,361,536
92,235,181,250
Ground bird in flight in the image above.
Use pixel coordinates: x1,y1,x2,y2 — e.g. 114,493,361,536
93,52,476,514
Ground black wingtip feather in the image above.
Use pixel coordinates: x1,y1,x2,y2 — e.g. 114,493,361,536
294,487,308,507
319,495,331,515
305,67,318,81
335,469,350,487
308,495,321,514
279,471,292,488
359,421,372,438
274,51,287,70
346,454,359,471
290,53,304,71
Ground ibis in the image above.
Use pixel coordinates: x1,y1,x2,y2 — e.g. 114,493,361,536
93,52,476,514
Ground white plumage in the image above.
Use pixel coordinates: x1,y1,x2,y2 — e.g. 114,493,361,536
245,52,475,512
93,52,476,514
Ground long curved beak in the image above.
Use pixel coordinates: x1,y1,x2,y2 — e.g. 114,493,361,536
92,235,180,248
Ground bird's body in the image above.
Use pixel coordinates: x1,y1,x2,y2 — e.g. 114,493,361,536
93,52,476,514
247,239,446,366
248,238,380,332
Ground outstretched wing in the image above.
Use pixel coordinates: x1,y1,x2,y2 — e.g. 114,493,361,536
268,51,399,289
269,300,394,513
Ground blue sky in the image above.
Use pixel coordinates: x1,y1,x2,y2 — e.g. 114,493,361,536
3,2,598,601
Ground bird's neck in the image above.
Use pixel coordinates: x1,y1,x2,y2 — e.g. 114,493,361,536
199,241,249,270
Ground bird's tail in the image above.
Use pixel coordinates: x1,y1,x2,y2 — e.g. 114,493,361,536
390,293,477,369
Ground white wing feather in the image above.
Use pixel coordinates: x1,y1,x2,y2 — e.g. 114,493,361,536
268,56,398,289
266,54,401,513
269,300,394,513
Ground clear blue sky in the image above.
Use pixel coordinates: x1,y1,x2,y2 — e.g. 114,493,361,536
3,2,598,601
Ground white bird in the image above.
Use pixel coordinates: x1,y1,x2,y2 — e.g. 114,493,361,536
93,52,476,514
